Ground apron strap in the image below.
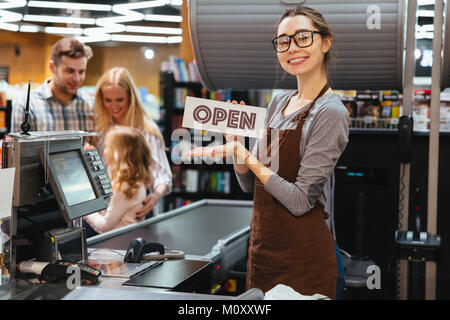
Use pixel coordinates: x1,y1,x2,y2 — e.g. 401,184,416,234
292,82,330,122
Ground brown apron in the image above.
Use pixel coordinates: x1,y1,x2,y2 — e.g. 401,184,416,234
246,83,337,299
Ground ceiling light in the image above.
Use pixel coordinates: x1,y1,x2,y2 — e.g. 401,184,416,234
28,1,111,11
125,25,182,35
113,1,171,11
111,34,168,43
85,24,126,35
23,14,96,25
76,34,112,43
0,9,22,23
144,49,155,60
417,0,435,5
167,36,183,43
0,0,26,10
20,25,42,32
145,14,182,22
420,24,434,32
0,22,19,32
417,10,434,17
416,31,433,39
44,27,84,35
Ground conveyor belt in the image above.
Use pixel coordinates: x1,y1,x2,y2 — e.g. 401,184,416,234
88,200,253,257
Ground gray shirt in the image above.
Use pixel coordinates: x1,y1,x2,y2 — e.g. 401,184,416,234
235,91,349,216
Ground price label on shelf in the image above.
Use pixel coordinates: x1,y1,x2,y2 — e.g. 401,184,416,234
182,96,266,138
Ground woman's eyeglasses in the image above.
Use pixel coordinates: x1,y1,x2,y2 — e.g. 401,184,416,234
272,30,324,53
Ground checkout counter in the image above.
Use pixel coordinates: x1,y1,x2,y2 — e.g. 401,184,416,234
0,131,263,300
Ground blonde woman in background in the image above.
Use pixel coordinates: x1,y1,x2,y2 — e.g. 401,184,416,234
93,67,172,219
84,126,152,233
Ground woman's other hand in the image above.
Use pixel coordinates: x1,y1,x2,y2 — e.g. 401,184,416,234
183,141,239,160
136,193,159,219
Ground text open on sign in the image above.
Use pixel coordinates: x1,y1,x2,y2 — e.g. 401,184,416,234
182,97,267,138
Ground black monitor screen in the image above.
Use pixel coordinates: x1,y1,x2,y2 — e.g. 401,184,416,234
49,151,96,206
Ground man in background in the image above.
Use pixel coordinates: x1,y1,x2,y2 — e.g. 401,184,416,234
11,37,94,132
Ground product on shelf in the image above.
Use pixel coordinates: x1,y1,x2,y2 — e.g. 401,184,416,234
356,90,381,128
164,56,201,83
440,88,450,132
413,89,431,131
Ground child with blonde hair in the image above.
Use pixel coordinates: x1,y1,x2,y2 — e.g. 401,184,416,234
84,125,152,233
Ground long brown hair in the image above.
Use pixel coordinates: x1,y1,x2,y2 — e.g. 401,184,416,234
94,67,164,142
104,126,153,199
276,6,335,66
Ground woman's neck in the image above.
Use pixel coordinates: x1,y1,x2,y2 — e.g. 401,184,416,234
295,66,328,101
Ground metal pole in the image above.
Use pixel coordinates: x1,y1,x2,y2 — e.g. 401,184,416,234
399,0,417,300
425,0,444,301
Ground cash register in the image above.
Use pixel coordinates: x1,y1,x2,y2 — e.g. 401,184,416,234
2,130,109,281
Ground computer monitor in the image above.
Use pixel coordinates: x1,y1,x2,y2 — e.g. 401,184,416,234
50,150,96,206
38,145,113,225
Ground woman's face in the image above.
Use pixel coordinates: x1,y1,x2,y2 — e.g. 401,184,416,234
276,15,330,76
102,85,130,123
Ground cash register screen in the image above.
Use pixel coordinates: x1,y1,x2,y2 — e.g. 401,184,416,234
49,151,96,206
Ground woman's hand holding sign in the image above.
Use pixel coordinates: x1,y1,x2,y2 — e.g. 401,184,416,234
184,100,246,163
183,99,274,184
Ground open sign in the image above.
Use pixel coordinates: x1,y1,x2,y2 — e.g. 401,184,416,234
182,96,266,138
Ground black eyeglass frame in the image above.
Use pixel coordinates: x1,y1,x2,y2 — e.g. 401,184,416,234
272,30,324,53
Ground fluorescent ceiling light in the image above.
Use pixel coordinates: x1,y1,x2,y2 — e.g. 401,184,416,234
417,10,434,17
0,0,26,10
167,36,182,43
76,33,112,43
45,27,84,35
0,9,22,23
85,24,126,35
170,0,183,5
96,14,143,25
417,0,435,5
419,24,434,32
113,1,171,11
111,34,168,43
0,22,19,32
23,14,96,25
125,25,182,35
28,1,111,11
145,14,182,22
416,31,433,39
111,4,145,23
20,25,41,33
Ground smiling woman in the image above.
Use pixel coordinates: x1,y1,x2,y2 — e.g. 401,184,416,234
185,6,349,299
92,67,172,223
